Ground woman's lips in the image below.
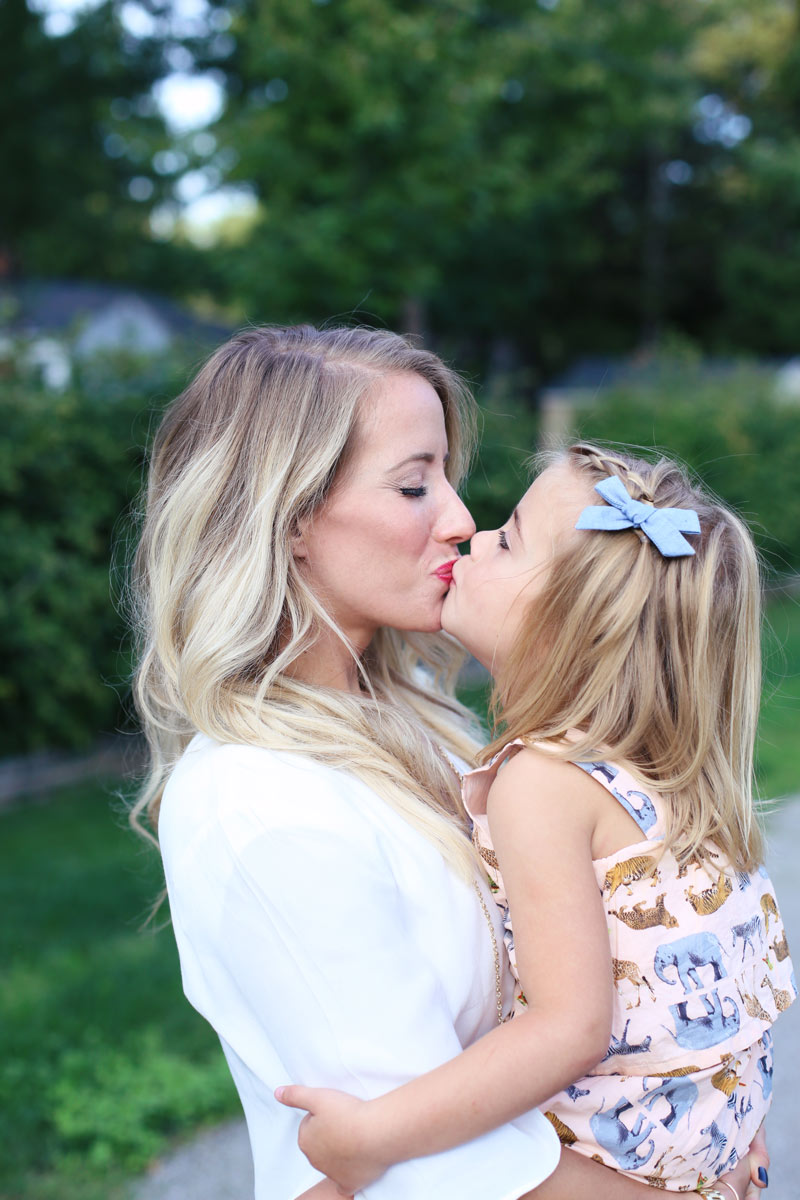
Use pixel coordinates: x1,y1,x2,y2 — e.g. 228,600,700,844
434,559,458,586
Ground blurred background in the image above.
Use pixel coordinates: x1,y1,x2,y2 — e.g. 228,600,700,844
1,1,799,1197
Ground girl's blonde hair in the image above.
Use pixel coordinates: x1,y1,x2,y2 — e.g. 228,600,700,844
129,324,482,880
485,441,764,872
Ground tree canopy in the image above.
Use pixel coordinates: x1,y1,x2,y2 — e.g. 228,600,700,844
3,0,799,371
203,0,800,371
0,0,196,287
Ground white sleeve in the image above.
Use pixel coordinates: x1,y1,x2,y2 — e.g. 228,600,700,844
160,748,560,1200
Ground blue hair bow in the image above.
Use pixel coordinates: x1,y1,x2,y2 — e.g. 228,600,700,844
575,475,701,558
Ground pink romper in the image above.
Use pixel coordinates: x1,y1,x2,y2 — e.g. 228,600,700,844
464,745,797,1192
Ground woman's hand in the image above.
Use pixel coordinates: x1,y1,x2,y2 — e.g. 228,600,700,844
712,1121,769,1200
277,1084,387,1195
742,1121,769,1200
716,1152,761,1199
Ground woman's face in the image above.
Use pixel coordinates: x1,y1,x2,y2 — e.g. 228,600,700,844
296,372,476,648
442,462,589,673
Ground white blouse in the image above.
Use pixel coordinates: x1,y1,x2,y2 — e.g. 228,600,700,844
159,734,560,1200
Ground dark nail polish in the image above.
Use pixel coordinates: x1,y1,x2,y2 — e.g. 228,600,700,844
758,1166,769,1186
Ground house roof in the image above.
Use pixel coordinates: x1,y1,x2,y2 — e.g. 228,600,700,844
544,352,787,395
0,278,232,350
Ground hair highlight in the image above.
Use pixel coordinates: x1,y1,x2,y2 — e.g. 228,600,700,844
485,441,764,872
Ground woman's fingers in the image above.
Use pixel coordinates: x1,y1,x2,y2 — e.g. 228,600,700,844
743,1121,769,1199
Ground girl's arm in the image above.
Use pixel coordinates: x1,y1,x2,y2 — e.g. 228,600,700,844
278,749,614,1194
286,1111,763,1200
296,1181,352,1200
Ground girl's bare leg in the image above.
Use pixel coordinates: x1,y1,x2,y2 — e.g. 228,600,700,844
519,1145,757,1200
296,1127,770,1200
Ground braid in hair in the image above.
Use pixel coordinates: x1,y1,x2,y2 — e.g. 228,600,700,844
570,443,655,544
489,439,765,872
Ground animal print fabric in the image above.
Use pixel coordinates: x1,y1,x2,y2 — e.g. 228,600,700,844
463,747,796,1190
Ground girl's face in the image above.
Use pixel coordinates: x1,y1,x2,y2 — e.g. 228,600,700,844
296,372,476,649
442,462,590,673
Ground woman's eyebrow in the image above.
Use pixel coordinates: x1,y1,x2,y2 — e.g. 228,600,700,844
387,450,449,472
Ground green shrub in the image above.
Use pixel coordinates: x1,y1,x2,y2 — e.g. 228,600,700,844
5,349,797,756
573,362,800,576
50,1029,235,1171
0,353,540,754
0,351,188,754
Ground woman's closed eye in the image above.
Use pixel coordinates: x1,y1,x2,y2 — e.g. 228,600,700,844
400,486,427,498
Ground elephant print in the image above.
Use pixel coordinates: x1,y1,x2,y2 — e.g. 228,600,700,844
667,990,741,1051
756,1048,773,1100
589,1097,656,1171
612,787,658,834
653,931,727,993
576,761,619,786
640,1077,699,1132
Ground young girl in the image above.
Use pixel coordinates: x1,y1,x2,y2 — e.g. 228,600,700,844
276,443,794,1196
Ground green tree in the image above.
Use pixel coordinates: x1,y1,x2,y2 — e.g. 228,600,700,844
0,0,196,288
204,0,800,371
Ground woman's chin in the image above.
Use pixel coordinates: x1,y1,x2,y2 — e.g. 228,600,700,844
440,592,461,628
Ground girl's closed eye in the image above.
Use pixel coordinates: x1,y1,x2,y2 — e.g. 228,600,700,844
498,529,510,549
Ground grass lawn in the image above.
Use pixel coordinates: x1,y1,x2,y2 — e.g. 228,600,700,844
759,593,800,803
0,783,240,1200
1,596,797,1198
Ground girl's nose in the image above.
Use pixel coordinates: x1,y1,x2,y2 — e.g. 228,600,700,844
468,528,494,558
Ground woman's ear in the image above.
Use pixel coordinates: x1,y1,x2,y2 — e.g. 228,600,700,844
290,517,308,560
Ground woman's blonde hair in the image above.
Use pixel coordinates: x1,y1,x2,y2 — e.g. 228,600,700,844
129,324,482,879
485,441,764,872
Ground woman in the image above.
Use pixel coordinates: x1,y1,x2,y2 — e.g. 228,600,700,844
130,325,763,1199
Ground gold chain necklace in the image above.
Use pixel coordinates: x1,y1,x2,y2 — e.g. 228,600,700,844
473,882,509,1025
434,743,509,1027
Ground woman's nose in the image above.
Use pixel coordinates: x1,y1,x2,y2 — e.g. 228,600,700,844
435,485,476,544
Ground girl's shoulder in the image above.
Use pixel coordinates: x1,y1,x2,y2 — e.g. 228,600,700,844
462,739,604,821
